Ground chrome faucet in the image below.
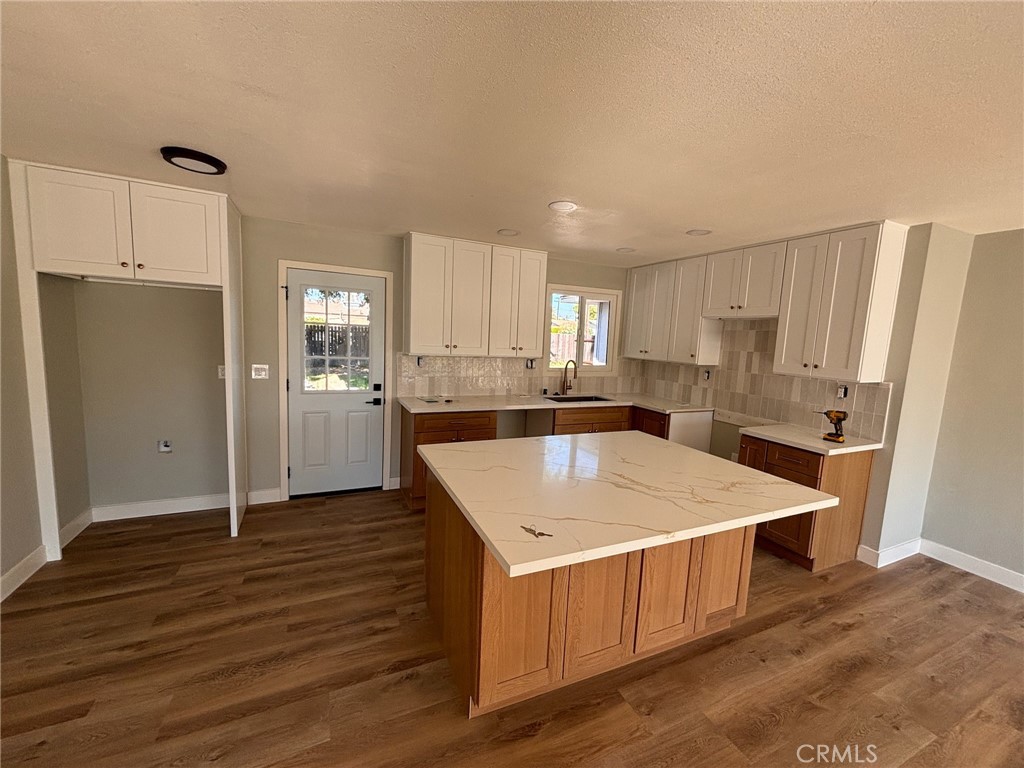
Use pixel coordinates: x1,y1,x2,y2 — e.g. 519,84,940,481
562,360,578,394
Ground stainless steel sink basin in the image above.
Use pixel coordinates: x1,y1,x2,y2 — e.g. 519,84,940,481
543,395,615,403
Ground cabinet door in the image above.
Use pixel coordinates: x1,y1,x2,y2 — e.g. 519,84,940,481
632,407,668,438
635,538,703,653
563,552,641,678
759,463,818,557
645,262,676,360
478,555,569,708
694,526,756,633
411,430,459,498
668,257,702,363
702,250,742,317
774,235,828,376
515,250,548,358
623,266,652,357
129,183,222,285
406,234,453,354
812,226,880,381
26,166,134,279
487,246,520,357
449,240,492,356
737,242,785,317
738,436,767,471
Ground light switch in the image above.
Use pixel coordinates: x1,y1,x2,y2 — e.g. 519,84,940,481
217,365,226,379
252,364,270,380
157,440,173,454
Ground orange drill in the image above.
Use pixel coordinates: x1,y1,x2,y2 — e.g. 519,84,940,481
819,410,848,443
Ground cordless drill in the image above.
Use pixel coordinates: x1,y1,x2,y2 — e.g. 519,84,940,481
819,410,848,443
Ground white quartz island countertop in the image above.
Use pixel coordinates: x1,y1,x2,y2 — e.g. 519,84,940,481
739,423,884,456
419,431,838,577
398,392,712,415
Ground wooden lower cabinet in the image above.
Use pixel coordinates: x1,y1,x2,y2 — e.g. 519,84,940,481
401,408,497,509
739,435,873,571
631,406,669,439
552,406,631,435
425,470,757,716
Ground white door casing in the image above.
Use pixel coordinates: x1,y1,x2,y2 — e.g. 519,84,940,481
287,269,386,495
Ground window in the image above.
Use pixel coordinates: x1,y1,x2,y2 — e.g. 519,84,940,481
548,285,620,372
302,287,372,391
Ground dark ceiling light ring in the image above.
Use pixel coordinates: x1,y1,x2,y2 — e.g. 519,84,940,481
160,146,227,175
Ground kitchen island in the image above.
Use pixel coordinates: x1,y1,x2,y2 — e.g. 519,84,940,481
419,430,839,716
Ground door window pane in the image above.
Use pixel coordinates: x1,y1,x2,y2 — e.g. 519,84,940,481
301,284,374,392
349,359,370,390
327,325,348,357
304,358,327,390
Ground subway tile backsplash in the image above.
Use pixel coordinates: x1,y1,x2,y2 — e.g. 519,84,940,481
397,319,890,442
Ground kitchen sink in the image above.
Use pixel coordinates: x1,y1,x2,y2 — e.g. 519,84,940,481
543,395,615,403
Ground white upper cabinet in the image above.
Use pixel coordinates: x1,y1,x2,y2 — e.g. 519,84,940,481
449,240,492,356
488,247,547,358
130,183,222,286
667,256,724,365
702,250,743,317
25,166,135,279
703,245,784,318
16,163,224,286
736,242,785,317
774,222,907,383
405,234,492,356
623,262,674,360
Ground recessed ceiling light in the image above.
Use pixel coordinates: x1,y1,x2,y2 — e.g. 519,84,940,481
616,247,636,253
497,229,520,237
548,200,578,213
160,146,227,175
686,229,712,236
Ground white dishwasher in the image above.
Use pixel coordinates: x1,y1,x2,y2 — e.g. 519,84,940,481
666,410,714,452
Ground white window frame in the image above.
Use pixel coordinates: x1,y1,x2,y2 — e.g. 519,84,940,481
546,284,622,376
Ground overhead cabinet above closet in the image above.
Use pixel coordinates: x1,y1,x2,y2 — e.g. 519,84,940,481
20,164,223,286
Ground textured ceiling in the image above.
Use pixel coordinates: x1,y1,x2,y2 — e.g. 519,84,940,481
2,2,1021,266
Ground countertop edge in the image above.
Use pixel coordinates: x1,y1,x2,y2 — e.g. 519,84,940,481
399,394,714,415
739,425,883,456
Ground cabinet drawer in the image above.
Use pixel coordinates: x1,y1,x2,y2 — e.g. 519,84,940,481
415,411,497,432
553,423,592,435
456,428,497,442
763,462,821,489
766,442,823,480
593,421,629,433
553,407,631,426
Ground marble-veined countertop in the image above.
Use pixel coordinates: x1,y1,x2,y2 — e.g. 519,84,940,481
419,431,838,577
398,392,713,416
739,423,883,456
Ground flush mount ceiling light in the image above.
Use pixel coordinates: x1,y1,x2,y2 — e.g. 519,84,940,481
548,200,578,213
616,247,636,253
497,229,520,237
160,146,227,175
686,229,712,236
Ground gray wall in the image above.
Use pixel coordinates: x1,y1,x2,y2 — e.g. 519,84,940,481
38,274,91,528
75,282,227,506
922,229,1024,572
1,156,43,574
547,256,628,292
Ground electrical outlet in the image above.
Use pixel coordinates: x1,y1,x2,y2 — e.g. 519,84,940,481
157,440,173,454
217,365,226,379
251,364,270,380
837,384,849,399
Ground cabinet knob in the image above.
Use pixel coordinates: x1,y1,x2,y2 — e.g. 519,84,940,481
518,346,523,350
452,344,458,349
803,363,809,368
136,263,145,270
730,305,735,309
445,344,450,349
120,261,129,268
690,353,695,358
813,364,819,369
738,305,743,309
511,346,516,350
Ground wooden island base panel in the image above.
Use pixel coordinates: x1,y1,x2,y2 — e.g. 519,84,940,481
425,470,756,716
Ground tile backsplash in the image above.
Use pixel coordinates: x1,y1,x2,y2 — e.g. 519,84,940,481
397,355,645,398
643,319,891,441
397,319,891,442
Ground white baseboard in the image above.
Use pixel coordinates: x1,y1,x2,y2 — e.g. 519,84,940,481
857,538,921,568
1,545,47,601
247,488,283,505
59,509,93,547
91,493,230,522
386,476,401,491
919,539,1024,594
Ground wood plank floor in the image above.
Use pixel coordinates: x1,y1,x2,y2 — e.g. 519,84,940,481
2,491,1021,768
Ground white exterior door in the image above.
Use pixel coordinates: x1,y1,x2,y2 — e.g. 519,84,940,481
449,240,492,355
737,242,786,317
129,183,222,286
813,226,880,380
668,257,703,363
287,269,386,495
774,235,829,376
645,261,676,360
515,249,548,358
624,266,652,357
488,246,520,357
26,166,135,279
702,250,742,317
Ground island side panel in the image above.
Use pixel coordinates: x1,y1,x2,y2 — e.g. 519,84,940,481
424,470,483,705
812,451,874,572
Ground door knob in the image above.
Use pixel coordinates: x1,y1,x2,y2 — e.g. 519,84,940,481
364,397,383,406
